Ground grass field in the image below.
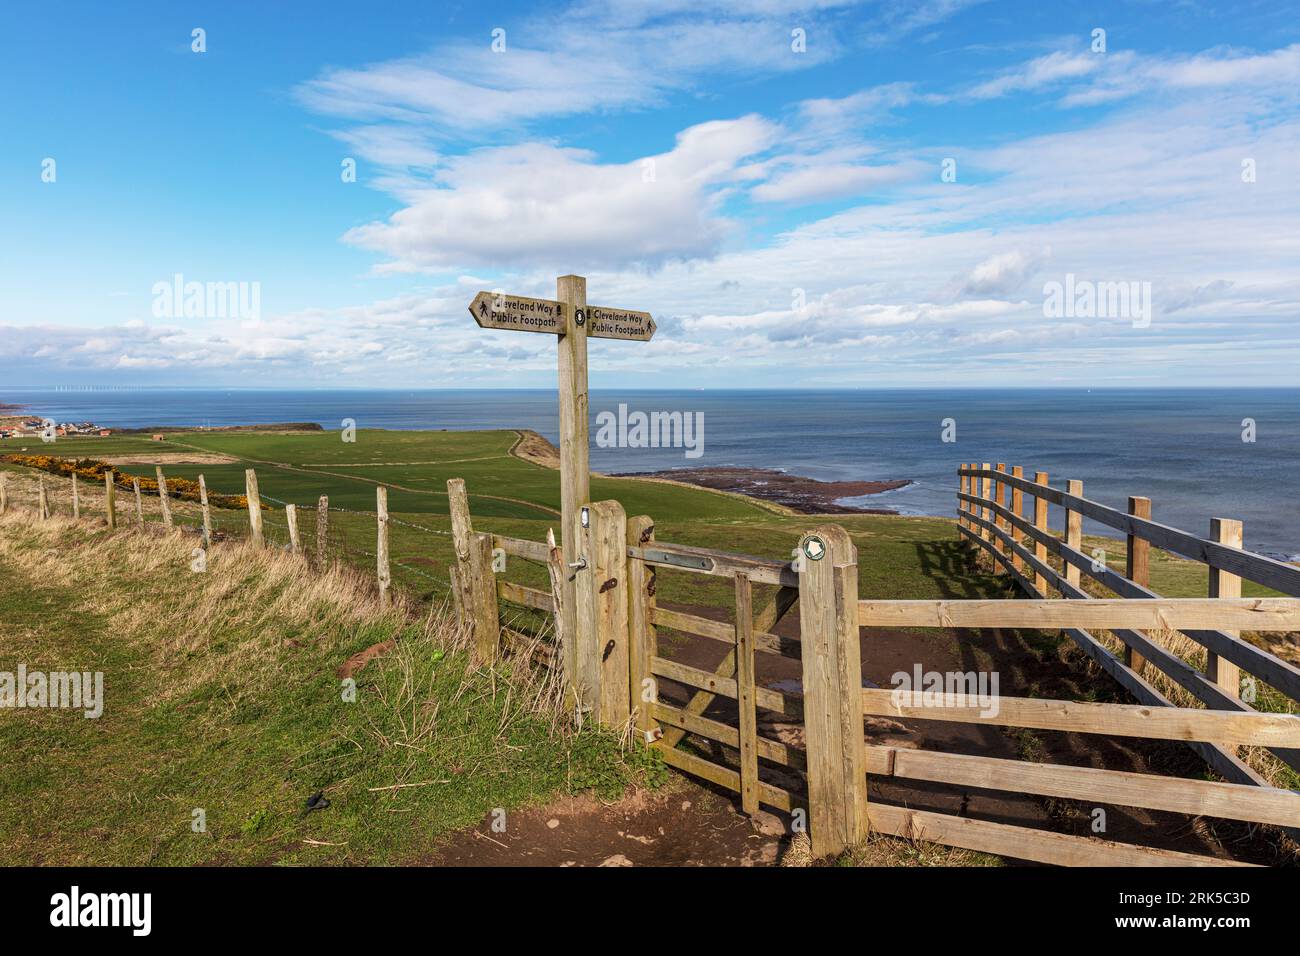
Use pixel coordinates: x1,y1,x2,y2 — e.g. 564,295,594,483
3,426,1283,608
2,428,995,614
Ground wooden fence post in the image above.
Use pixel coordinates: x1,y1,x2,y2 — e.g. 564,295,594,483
132,478,144,525
1207,518,1243,700
627,514,658,744
0,474,7,514
545,528,569,681
72,472,80,519
448,478,478,629
286,504,300,554
958,467,969,531
798,524,868,858
376,487,391,607
446,478,499,665
469,532,500,664
156,466,174,529
1010,466,1024,573
577,500,629,727
992,463,1008,573
316,495,328,567
245,469,263,545
979,463,992,545
734,572,758,817
1033,472,1049,593
1064,479,1083,588
556,274,590,708
1125,496,1152,674
198,475,212,544
38,477,49,520
968,462,980,542
104,471,116,529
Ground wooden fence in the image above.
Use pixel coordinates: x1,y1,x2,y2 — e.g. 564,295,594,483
446,473,1300,865
956,462,1300,789
1,463,460,606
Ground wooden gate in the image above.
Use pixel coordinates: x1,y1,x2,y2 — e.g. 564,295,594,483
626,522,868,858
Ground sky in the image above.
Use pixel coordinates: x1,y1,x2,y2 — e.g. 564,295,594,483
3,0,1299,389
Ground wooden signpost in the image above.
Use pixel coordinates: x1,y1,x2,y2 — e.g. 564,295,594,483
467,276,656,714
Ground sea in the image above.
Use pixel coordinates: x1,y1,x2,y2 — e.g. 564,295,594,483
6,387,1298,559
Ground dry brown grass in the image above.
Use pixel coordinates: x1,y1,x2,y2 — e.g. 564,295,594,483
1,463,206,525
0,507,405,697
0,496,576,737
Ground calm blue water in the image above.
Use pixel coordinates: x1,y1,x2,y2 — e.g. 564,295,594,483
8,387,1299,558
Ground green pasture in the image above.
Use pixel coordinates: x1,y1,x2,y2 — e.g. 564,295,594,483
9,426,1275,613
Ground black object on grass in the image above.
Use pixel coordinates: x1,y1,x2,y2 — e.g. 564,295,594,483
305,792,330,813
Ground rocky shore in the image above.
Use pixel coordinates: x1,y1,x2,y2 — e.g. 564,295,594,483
610,466,911,515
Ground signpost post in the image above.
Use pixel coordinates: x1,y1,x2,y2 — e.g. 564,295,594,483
468,276,656,715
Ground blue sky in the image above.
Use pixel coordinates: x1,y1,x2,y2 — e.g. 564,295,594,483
3,0,1298,387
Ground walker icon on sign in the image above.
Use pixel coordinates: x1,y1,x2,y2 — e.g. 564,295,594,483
802,536,826,561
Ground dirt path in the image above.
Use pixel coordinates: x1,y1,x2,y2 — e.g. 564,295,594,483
103,453,238,465
422,780,785,866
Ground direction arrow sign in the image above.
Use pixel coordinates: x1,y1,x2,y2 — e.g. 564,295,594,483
469,291,568,335
586,305,656,342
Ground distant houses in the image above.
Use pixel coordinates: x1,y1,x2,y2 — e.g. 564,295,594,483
0,420,111,440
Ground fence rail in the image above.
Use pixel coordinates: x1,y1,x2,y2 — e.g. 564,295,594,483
859,596,1300,633
956,461,1300,789
865,744,1298,828
862,686,1300,747
961,465,1300,594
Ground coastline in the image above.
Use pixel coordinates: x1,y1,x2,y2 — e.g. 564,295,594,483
8,388,1300,558
0,401,31,431
509,430,907,515
609,466,912,515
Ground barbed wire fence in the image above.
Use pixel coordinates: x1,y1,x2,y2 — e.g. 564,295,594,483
3,460,568,669
0,465,463,607
257,490,460,603
13,463,563,693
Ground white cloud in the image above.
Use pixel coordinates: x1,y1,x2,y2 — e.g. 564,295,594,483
959,249,1047,297
962,43,1300,108
295,4,850,141
966,50,1105,100
863,0,990,46
751,161,915,203
341,116,777,272
796,82,925,127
